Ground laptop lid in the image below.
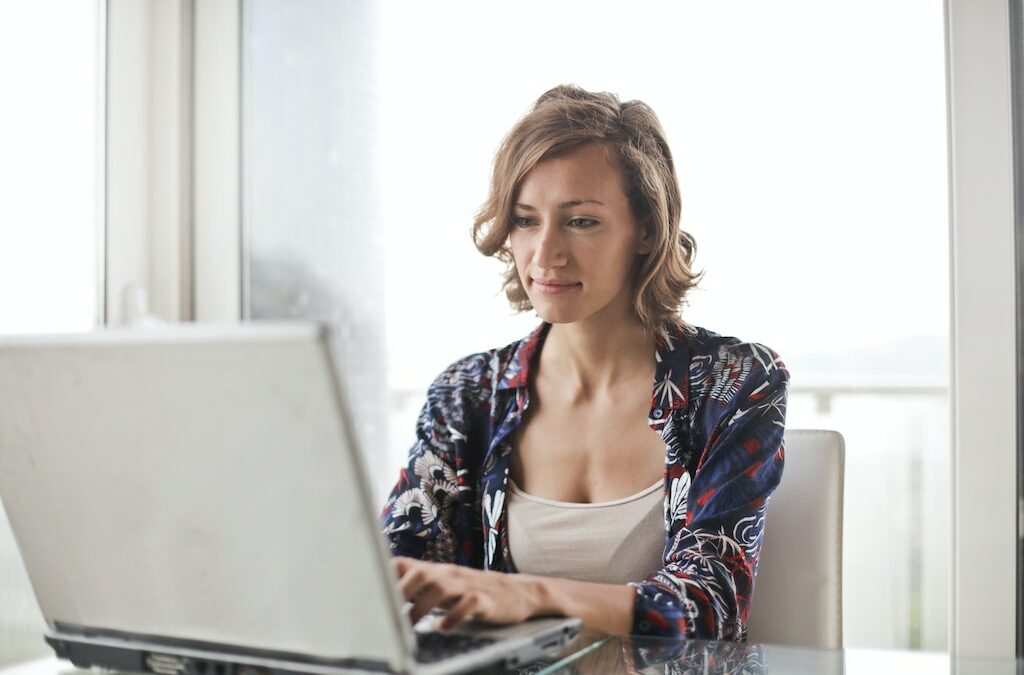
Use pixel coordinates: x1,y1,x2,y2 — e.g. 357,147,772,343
0,323,413,672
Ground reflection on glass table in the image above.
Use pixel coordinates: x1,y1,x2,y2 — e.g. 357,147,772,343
524,633,1018,675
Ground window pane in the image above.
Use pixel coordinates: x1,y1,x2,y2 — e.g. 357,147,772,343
244,0,948,650
243,0,389,484
0,3,101,335
0,0,102,665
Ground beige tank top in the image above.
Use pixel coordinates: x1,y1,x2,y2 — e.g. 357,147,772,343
506,477,666,585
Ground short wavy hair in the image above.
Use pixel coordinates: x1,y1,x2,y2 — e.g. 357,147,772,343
472,84,703,336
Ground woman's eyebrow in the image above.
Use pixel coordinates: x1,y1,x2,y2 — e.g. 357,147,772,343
514,199,606,211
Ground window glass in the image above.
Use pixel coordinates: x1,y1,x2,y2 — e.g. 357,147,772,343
244,0,390,488
244,0,948,649
0,0,102,665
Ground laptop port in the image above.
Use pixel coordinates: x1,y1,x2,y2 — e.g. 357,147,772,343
145,653,189,675
235,666,269,675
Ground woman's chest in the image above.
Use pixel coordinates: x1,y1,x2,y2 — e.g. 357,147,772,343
508,399,667,504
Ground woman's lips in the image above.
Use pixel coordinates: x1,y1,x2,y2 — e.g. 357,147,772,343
533,279,581,295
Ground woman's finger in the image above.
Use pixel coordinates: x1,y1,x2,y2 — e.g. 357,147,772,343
391,557,412,578
397,563,436,601
407,577,453,625
439,591,482,631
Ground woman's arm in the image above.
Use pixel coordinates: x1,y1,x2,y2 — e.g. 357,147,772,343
630,343,790,639
532,576,635,635
380,355,489,566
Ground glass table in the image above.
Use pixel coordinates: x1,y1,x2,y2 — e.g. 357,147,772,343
1,637,1020,675
526,633,1021,675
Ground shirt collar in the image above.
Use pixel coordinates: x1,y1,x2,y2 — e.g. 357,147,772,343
650,322,691,413
496,321,692,415
496,322,549,391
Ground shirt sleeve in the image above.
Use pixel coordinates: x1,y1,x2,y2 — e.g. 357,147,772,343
379,359,485,567
630,347,789,640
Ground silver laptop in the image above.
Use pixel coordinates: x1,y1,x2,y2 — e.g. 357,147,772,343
0,323,580,674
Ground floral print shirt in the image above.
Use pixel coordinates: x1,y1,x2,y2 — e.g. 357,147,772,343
379,321,789,640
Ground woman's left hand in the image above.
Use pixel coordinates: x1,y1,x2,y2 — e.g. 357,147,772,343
392,557,549,630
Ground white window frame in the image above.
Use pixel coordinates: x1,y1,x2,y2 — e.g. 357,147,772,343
105,0,239,325
105,0,188,324
945,0,1019,659
193,0,241,322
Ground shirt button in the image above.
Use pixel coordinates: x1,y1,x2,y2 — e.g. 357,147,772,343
653,409,663,419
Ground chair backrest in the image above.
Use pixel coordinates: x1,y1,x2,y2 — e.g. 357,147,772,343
746,429,845,649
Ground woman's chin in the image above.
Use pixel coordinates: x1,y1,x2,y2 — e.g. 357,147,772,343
531,306,583,325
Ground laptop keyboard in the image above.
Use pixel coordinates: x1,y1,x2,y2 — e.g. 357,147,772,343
414,631,497,663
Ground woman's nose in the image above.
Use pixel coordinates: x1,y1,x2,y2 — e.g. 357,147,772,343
533,222,567,268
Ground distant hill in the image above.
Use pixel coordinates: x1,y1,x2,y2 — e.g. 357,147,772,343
783,335,949,389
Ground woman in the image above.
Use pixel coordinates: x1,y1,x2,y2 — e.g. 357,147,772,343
380,85,789,641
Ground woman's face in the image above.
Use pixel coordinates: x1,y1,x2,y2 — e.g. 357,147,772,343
509,143,651,328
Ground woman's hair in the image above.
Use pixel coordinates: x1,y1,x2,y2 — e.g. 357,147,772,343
472,84,704,336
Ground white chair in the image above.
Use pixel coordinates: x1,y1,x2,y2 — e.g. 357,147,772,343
746,429,845,649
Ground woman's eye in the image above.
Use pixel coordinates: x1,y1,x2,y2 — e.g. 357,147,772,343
512,216,535,228
569,218,598,228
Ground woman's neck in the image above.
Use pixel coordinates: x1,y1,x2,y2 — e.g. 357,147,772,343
540,318,656,397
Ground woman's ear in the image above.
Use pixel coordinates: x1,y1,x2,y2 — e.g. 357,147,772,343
637,216,655,255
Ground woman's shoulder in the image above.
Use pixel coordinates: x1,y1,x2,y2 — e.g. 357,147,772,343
424,326,542,402
688,325,784,361
684,324,790,390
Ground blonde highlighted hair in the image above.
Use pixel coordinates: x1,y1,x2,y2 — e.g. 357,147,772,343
472,84,703,336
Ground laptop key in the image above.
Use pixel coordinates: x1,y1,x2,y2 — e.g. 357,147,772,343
414,632,497,663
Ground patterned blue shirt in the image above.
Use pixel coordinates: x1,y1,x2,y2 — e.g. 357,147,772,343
380,321,789,640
